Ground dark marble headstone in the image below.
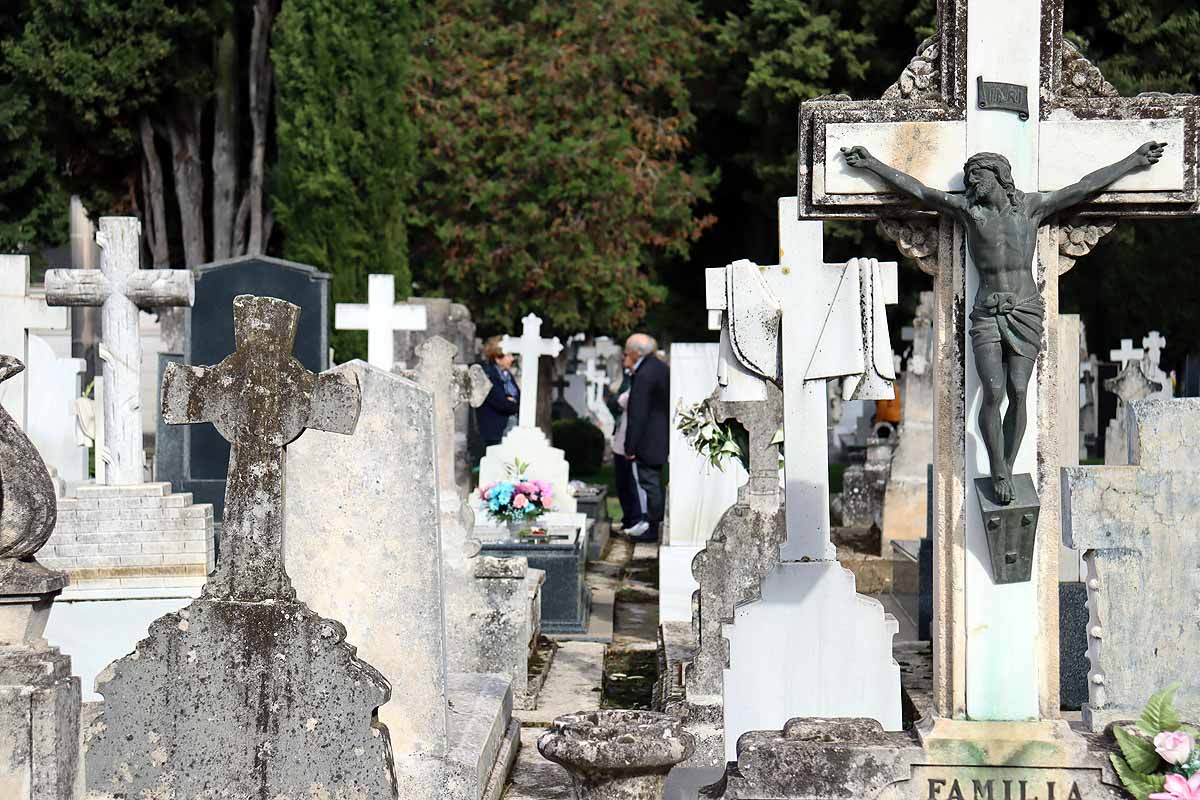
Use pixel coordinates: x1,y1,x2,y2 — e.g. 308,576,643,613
1059,581,1090,710
176,256,330,519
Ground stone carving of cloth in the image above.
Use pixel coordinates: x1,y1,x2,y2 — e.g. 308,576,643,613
969,292,1044,361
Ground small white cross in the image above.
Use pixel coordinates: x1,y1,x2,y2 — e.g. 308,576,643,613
1110,338,1144,369
334,274,427,371
1142,330,1167,367
0,255,69,428
501,313,562,428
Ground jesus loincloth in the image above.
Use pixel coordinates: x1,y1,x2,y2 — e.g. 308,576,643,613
969,292,1044,361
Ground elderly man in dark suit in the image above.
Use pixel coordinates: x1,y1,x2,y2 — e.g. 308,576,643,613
623,333,669,543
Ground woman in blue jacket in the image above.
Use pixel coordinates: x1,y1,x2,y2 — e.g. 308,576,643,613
477,336,520,447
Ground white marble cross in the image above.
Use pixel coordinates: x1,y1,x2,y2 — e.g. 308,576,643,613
0,256,69,428
45,217,194,486
1110,338,1144,369
334,273,427,370
707,197,898,560
1142,331,1167,366
501,313,562,428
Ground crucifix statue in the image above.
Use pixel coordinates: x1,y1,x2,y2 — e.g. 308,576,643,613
798,0,1198,725
842,141,1164,504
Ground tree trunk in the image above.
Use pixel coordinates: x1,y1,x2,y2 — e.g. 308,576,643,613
211,12,240,262
166,105,206,266
244,0,278,256
137,114,169,268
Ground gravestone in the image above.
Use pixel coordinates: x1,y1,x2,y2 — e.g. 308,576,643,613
1063,398,1200,729
24,334,88,487
334,273,427,370
0,355,81,800
86,295,396,799
0,256,69,429
393,296,478,371
175,254,330,518
478,313,576,512
707,205,902,762
881,291,934,548
660,343,745,624
286,360,519,800
406,337,544,710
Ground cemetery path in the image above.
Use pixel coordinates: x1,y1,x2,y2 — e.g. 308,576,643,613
504,534,663,798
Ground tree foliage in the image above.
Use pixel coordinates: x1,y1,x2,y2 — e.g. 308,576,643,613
406,0,715,336
271,0,417,363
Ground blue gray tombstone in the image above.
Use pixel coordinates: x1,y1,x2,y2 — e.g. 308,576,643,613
157,256,329,520
480,527,591,634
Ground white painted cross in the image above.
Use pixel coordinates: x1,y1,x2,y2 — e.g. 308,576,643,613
0,256,69,429
1110,338,1144,369
501,313,562,428
799,0,1199,722
334,273,427,370
706,198,902,757
708,197,898,560
45,217,194,486
1142,330,1167,367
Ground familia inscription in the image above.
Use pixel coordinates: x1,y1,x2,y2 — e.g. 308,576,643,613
916,766,1103,800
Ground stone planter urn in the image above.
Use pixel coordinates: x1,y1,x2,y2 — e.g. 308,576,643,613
538,709,695,800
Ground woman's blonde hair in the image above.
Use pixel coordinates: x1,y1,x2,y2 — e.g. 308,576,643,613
482,335,507,363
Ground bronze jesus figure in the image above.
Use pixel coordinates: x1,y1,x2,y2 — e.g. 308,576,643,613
842,140,1165,503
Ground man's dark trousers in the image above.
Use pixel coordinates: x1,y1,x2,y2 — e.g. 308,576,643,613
634,459,664,539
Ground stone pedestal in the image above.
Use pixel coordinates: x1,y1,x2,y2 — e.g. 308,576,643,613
538,710,694,800
39,482,214,700
0,566,81,800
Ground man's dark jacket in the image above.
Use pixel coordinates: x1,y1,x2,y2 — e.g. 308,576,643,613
478,361,520,444
625,355,670,467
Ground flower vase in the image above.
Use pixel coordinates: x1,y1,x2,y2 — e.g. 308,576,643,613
506,518,526,537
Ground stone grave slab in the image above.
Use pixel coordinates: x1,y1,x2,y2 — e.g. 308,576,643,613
286,360,519,799
23,333,88,487
85,295,395,799
477,523,591,635
404,336,543,710
176,255,330,518
1063,398,1200,729
0,256,69,430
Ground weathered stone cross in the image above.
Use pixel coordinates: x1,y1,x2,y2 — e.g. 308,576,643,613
501,313,562,428
334,273,427,371
408,335,489,500
1109,338,1144,369
162,295,360,602
798,0,1199,721
0,256,68,429
45,217,193,486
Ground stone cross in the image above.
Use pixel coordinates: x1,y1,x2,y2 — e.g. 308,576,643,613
334,273,427,370
501,313,562,428
797,0,1199,720
1110,338,1144,369
161,294,360,602
45,217,193,486
0,256,68,429
707,198,898,560
1142,330,1166,367
409,335,489,499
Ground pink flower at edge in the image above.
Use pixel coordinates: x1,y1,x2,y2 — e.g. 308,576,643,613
513,494,529,509
542,496,554,509
1150,772,1200,800
1156,732,1196,766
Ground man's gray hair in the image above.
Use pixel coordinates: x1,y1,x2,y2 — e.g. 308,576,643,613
625,333,657,357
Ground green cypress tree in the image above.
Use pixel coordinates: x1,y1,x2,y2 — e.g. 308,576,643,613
271,0,417,363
